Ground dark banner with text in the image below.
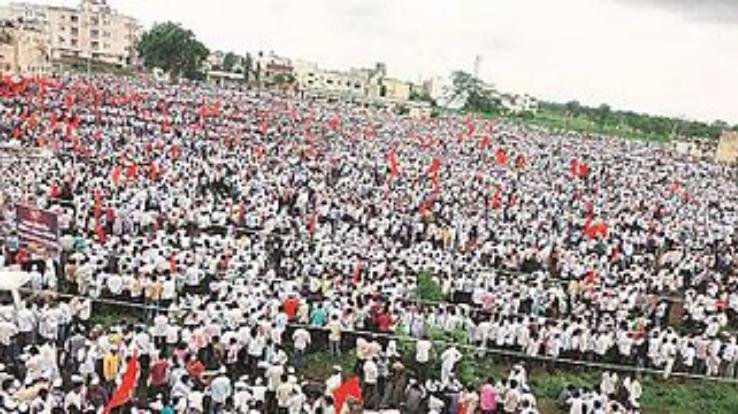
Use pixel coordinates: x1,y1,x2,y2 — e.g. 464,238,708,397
15,205,60,251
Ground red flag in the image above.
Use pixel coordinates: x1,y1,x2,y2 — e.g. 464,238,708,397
111,166,122,185
419,194,437,216
466,120,475,137
96,221,107,245
495,148,508,166
126,164,138,181
149,163,160,180
490,186,502,209
329,115,341,132
307,213,316,237
104,354,139,414
479,135,490,150
169,145,180,160
94,190,102,219
387,149,399,177
352,259,362,285
333,376,363,413
260,120,268,135
428,158,441,176
570,159,590,179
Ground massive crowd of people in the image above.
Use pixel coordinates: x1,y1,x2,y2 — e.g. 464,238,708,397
0,74,736,413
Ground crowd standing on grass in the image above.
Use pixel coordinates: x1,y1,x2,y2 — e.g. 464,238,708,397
0,73,736,413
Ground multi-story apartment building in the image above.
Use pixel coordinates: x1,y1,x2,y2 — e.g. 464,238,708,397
0,20,50,76
1,0,140,69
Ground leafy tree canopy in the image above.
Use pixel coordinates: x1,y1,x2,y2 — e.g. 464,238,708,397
137,22,209,80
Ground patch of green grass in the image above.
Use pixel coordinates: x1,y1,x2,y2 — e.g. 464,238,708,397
505,111,671,143
417,271,445,302
88,302,144,328
303,350,357,381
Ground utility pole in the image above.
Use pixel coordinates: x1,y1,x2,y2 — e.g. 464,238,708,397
473,55,482,79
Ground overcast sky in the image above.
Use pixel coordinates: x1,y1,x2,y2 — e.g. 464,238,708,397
19,0,738,123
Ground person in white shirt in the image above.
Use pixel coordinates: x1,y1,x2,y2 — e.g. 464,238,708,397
415,336,433,383
324,365,342,397
440,346,462,385
292,328,311,369
363,356,379,409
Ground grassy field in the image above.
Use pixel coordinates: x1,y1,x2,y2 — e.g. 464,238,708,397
508,111,672,143
302,348,738,414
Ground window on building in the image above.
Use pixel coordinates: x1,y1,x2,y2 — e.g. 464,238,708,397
71,27,78,36
70,15,79,23
103,43,110,49
58,36,65,43
91,41,99,49
71,39,78,47
91,29,99,38
91,17,99,25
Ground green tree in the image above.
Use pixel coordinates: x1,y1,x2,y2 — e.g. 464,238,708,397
270,73,295,87
409,90,437,106
242,53,253,83
448,70,500,114
595,103,611,124
137,22,209,80
222,52,239,72
565,100,582,116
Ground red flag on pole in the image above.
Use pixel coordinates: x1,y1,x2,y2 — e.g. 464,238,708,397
479,135,490,150
490,186,502,210
427,158,441,176
329,115,341,132
570,159,590,179
111,166,122,185
94,190,102,219
96,221,107,245
104,353,140,414
352,259,362,285
495,148,508,166
333,376,363,413
126,164,138,181
307,213,316,237
387,149,399,177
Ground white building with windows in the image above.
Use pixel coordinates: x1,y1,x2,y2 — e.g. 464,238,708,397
1,0,140,68
293,59,372,97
